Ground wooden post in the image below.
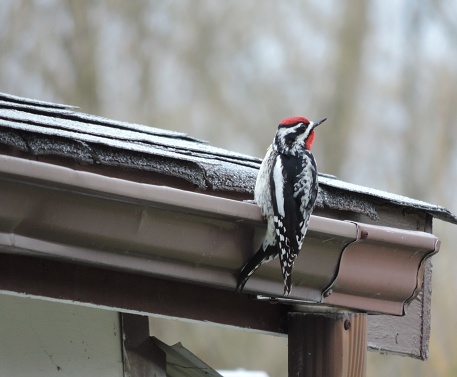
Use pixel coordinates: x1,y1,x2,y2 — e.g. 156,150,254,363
288,312,367,377
121,313,167,377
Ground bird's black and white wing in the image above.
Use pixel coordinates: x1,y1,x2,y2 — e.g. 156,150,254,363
270,151,318,295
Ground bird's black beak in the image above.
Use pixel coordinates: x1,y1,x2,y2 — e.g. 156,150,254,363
312,117,327,129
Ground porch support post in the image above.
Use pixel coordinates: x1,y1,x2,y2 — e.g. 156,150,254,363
121,313,166,377
288,312,367,377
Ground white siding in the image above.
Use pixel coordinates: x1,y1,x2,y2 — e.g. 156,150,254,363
0,294,123,377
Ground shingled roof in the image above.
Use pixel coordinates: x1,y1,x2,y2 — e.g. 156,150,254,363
2,92,456,362
0,91,455,224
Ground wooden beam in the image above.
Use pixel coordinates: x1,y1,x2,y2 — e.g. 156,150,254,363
0,253,288,335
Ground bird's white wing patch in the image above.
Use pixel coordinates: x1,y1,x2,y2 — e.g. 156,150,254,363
272,156,285,217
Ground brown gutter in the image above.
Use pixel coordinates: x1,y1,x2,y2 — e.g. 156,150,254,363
0,155,439,315
322,223,439,315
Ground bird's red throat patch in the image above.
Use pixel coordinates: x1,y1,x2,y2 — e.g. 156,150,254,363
305,131,315,150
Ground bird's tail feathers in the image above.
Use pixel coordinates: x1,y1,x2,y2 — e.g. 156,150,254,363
280,254,296,297
283,273,292,296
236,245,276,293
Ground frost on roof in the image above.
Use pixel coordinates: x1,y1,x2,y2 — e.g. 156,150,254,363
0,92,456,224
0,92,77,109
318,176,457,224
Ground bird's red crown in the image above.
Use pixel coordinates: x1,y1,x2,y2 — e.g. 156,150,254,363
278,116,310,127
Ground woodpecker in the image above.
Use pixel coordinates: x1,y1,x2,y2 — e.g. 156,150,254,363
236,116,326,296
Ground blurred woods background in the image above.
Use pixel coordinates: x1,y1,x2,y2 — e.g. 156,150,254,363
1,1,456,376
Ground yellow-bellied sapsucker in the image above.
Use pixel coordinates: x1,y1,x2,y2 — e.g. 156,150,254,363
236,116,326,296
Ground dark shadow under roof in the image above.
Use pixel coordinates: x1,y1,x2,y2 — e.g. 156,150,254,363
0,91,455,224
